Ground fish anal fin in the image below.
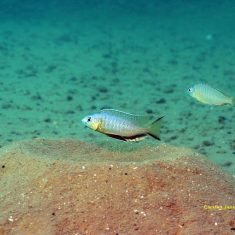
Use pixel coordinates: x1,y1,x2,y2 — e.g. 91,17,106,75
105,133,146,142
105,134,127,141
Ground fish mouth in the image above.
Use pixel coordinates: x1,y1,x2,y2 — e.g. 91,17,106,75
81,117,87,124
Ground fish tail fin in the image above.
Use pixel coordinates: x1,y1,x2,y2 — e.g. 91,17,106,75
147,116,164,140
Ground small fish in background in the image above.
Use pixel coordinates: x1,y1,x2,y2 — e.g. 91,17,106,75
82,109,163,142
187,83,234,106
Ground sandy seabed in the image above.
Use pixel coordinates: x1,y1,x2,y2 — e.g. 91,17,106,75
0,139,234,235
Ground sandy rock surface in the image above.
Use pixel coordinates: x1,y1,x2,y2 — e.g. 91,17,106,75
0,139,234,235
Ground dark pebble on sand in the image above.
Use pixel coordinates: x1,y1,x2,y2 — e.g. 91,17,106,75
163,87,174,93
218,116,226,124
221,161,232,167
156,98,166,104
169,135,177,140
44,118,52,123
88,133,96,138
179,128,186,133
98,87,108,93
2,103,13,109
32,130,41,135
101,106,111,109
223,70,234,76
66,110,75,114
202,140,214,147
146,109,154,114
91,96,96,101
69,76,78,82
102,53,111,59
31,94,43,101
45,65,57,73
66,95,73,101
168,59,178,65
90,105,97,110
230,140,235,150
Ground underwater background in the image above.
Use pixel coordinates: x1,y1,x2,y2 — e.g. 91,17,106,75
0,0,234,174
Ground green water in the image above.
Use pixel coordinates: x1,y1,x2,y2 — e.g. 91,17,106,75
0,0,234,174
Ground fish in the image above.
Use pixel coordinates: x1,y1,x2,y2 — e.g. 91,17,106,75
187,83,234,106
82,109,163,142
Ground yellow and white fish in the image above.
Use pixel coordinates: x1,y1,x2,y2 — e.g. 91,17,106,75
82,109,163,142
187,83,234,106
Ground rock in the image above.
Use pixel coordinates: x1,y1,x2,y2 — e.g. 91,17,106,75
0,139,234,234
202,140,214,147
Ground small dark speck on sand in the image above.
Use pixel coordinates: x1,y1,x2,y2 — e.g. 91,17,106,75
230,140,235,150
2,103,13,109
69,76,78,82
31,94,43,101
163,87,175,93
124,173,128,175
2,165,5,168
101,106,111,109
52,212,55,216
90,105,97,110
218,116,226,124
102,53,111,59
168,59,178,65
66,110,75,114
202,140,214,147
146,109,153,114
88,133,96,138
66,95,73,101
169,135,177,141
156,98,166,104
44,118,52,123
221,162,232,167
98,87,108,93
45,65,57,73
91,96,97,102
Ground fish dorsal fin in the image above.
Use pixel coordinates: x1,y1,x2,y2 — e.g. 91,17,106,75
100,109,153,127
199,83,230,97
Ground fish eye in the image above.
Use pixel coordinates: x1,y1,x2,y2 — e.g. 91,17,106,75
87,117,91,122
188,88,192,92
